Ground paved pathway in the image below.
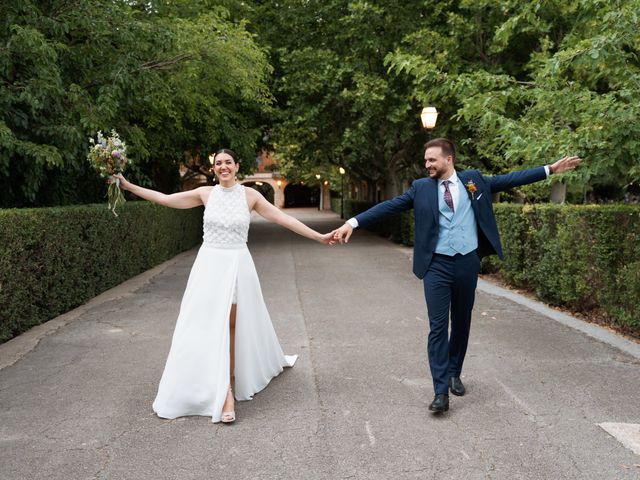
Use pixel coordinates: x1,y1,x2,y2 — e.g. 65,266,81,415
1,209,638,479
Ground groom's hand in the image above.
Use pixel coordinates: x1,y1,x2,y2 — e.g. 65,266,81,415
333,223,353,244
550,155,581,174
319,232,337,246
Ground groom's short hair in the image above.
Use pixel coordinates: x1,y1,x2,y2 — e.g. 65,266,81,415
424,138,456,162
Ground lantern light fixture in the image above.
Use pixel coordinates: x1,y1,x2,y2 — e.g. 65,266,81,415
420,106,439,129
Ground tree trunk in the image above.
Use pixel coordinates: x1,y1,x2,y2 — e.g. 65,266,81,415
550,182,566,204
384,169,404,199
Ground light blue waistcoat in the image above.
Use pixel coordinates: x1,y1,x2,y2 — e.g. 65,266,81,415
434,182,478,256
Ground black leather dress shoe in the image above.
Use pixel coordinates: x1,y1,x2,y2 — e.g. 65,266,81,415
449,377,466,396
428,394,449,412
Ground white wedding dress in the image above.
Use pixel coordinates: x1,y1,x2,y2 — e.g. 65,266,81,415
152,184,297,422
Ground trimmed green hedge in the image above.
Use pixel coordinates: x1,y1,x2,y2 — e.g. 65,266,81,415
0,202,203,343
347,201,640,334
486,204,640,333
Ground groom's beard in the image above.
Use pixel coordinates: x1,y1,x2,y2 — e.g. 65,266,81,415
428,168,445,179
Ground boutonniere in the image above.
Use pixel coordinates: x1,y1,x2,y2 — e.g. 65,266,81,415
465,180,478,199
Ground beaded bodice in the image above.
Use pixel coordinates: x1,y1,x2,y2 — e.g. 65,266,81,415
202,184,250,247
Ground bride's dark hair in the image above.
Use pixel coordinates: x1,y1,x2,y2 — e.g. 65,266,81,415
214,148,240,164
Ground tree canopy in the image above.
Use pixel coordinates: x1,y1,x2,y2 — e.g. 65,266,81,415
2,0,639,207
249,0,640,201
0,0,272,207
247,0,430,197
386,0,640,200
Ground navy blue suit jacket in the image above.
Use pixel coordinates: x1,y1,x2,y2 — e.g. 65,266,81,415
355,167,547,279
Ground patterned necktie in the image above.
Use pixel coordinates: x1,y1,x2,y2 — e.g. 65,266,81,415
443,180,454,212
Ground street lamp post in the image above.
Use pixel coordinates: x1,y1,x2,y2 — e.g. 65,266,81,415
315,174,321,210
339,166,346,219
420,106,439,138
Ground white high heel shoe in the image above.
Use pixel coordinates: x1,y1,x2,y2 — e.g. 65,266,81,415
221,388,236,424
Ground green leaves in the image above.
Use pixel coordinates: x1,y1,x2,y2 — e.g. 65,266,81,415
0,202,203,342
385,0,640,196
251,0,431,195
491,203,640,333
4,0,639,204
0,0,272,207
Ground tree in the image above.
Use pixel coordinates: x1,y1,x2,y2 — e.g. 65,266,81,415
247,0,640,203
248,1,432,199
0,0,272,207
386,0,640,201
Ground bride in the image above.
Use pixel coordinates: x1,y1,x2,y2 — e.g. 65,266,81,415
114,149,334,423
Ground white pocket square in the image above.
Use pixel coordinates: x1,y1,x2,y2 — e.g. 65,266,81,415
476,193,483,200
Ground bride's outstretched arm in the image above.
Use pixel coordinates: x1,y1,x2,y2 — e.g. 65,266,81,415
111,174,207,209
248,188,336,245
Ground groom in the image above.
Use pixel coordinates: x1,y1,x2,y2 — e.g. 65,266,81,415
333,138,580,413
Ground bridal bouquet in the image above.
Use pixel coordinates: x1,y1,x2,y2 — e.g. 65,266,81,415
87,130,130,216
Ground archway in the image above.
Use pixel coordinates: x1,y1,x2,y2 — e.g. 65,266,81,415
243,181,275,204
284,183,319,208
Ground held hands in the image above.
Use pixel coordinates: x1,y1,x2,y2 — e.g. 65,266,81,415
318,232,338,246
550,156,581,174
332,223,353,244
319,223,353,246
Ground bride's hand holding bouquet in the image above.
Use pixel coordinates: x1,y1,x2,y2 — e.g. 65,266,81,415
109,173,131,190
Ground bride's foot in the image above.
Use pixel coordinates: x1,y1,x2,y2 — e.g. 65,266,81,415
221,387,236,424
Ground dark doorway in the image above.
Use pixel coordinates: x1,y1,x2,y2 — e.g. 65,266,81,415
244,181,275,204
284,183,319,208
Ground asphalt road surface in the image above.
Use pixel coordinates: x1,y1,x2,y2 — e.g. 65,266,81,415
1,209,638,479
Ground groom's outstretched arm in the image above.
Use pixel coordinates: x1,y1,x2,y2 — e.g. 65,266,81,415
334,183,416,244
488,155,581,193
